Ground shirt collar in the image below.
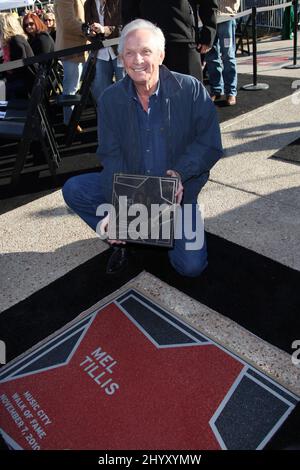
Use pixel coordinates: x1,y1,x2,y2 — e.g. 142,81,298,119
130,79,160,101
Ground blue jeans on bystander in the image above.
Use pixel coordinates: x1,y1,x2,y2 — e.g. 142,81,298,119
205,19,238,97
61,60,84,124
92,57,124,102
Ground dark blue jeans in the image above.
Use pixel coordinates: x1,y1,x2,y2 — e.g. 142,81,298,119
205,19,238,97
62,173,208,277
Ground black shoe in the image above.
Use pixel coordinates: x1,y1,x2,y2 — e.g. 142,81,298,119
106,246,129,275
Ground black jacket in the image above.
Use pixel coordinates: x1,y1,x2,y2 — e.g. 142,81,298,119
8,35,34,79
5,35,35,97
28,31,55,55
122,0,218,47
9,34,34,63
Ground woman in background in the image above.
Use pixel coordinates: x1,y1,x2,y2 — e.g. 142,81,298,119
43,11,56,42
0,13,35,99
23,12,54,55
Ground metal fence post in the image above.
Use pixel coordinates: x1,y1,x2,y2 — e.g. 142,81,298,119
242,7,270,90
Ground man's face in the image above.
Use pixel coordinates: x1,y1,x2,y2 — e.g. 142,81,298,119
121,29,165,89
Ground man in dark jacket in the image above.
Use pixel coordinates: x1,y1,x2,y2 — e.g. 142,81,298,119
62,19,223,277
122,0,218,81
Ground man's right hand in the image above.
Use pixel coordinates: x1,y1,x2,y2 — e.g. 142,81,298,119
166,170,184,204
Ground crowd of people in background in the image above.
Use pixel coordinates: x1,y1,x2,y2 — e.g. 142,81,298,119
0,3,57,99
0,1,240,106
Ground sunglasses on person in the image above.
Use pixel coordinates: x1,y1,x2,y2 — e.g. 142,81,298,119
44,18,54,22
24,22,35,27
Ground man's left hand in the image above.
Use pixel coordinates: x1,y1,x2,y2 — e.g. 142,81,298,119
166,170,184,205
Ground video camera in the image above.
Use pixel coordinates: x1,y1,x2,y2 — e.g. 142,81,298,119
81,22,92,37
81,22,106,42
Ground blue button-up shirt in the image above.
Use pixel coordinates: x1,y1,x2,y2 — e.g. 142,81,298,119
130,81,168,176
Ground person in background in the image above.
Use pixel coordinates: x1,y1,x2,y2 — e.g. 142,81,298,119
54,0,87,127
84,0,124,102
0,12,35,99
122,0,218,82
23,13,55,55
43,11,57,42
205,0,240,106
44,3,55,14
62,19,223,277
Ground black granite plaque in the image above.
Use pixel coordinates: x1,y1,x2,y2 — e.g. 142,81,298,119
109,174,179,247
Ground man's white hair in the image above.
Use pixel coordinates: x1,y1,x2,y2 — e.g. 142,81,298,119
118,19,165,55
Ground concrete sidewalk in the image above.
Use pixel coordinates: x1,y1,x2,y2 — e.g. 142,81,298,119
237,36,300,78
201,37,300,271
0,37,300,313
